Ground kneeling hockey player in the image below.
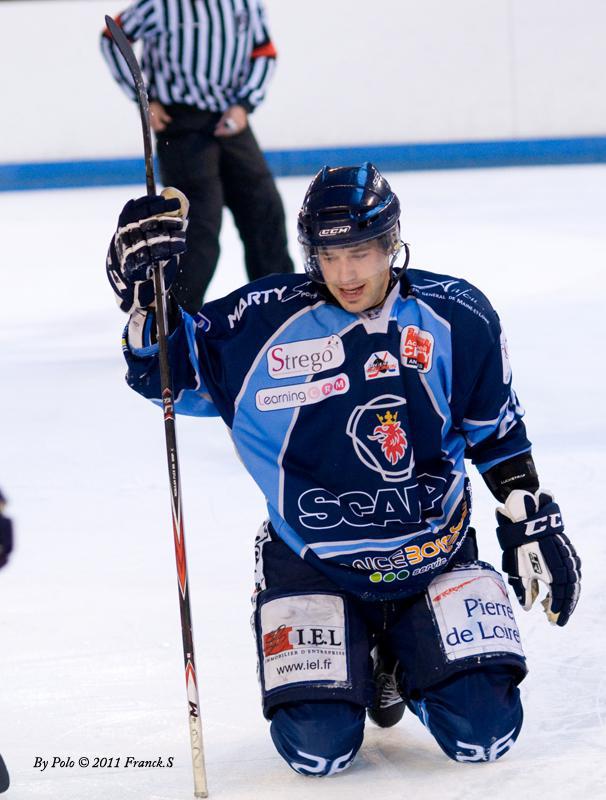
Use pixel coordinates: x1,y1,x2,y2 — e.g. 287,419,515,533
106,163,581,774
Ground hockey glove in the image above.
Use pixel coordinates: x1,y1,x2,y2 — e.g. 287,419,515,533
106,188,189,314
496,489,581,627
0,516,13,569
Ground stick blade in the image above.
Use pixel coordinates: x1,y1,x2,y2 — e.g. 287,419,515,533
104,16,146,96
103,14,156,195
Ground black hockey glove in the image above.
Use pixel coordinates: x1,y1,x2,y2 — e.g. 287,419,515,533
106,188,189,314
496,489,581,627
0,515,13,569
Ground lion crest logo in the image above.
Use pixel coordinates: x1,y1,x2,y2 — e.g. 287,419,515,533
367,410,407,465
346,395,415,482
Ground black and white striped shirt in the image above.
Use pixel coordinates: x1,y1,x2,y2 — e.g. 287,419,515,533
101,0,278,112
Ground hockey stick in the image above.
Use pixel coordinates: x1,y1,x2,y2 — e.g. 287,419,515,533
104,16,208,799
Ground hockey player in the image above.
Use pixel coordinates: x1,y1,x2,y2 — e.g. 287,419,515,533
0,488,11,793
106,164,581,774
0,489,13,570
0,755,7,795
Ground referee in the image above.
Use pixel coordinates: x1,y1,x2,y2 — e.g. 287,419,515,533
102,0,293,313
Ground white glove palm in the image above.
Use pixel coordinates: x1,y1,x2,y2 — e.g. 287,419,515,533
496,489,580,626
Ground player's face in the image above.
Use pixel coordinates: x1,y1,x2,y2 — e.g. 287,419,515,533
318,240,391,312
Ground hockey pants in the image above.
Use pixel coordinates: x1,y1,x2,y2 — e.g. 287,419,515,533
254,524,526,776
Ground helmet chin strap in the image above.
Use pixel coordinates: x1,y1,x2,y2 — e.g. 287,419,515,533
361,241,410,313
383,241,410,299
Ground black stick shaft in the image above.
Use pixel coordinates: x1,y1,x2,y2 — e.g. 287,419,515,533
105,17,208,798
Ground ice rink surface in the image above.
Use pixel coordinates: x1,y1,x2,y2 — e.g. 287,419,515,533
0,164,605,799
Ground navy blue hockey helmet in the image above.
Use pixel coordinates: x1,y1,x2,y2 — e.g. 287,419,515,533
297,162,402,282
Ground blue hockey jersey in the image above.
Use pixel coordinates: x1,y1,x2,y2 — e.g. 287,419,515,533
124,269,531,600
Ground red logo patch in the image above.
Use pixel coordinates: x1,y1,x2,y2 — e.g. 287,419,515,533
433,577,482,603
401,326,434,372
263,625,293,656
367,411,408,465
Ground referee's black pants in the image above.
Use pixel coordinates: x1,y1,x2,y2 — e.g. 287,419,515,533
156,105,294,315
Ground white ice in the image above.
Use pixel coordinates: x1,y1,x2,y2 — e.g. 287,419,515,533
0,165,604,799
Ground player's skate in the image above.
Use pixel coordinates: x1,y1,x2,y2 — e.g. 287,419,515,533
367,647,406,728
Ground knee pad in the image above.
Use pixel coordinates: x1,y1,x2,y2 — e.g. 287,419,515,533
412,666,523,763
270,700,365,776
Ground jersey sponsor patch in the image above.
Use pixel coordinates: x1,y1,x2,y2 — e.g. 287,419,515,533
346,395,415,482
256,374,349,411
364,351,400,380
400,325,434,373
279,281,320,303
227,286,289,328
259,594,348,691
368,410,407,466
298,485,421,531
267,335,344,379
428,566,524,662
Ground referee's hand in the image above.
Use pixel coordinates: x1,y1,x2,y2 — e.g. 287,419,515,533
215,105,248,137
149,100,173,132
